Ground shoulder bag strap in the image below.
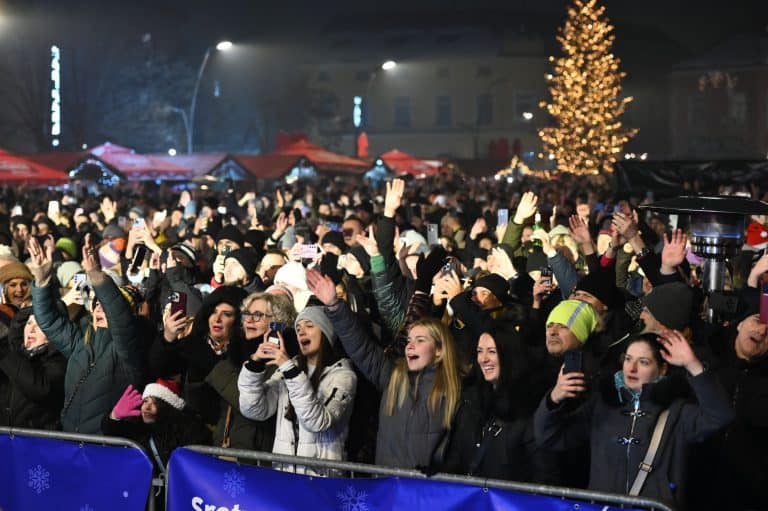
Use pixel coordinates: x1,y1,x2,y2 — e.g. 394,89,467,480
221,405,233,448
60,361,96,418
629,408,670,496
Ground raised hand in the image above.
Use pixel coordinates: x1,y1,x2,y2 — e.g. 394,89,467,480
747,253,768,288
357,225,380,257
384,179,405,218
513,191,538,224
163,308,188,343
568,215,592,246
254,331,290,366
469,217,487,240
27,236,54,286
274,212,289,239
612,212,639,241
82,233,101,273
550,366,586,405
111,385,143,420
661,229,688,274
488,246,516,279
658,329,703,375
306,268,338,306
530,228,553,253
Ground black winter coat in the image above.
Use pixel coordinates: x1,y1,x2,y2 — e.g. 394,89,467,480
442,384,556,482
688,348,768,511
0,341,66,429
534,370,734,510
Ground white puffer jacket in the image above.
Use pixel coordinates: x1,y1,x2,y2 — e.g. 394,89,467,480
238,357,357,476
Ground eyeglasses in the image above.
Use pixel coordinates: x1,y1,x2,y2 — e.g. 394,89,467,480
242,311,273,321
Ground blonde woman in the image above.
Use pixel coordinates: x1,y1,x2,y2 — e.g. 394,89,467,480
306,268,462,470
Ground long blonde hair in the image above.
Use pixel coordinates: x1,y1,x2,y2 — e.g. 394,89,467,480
384,318,461,429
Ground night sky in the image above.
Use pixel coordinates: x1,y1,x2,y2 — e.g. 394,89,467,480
0,0,766,154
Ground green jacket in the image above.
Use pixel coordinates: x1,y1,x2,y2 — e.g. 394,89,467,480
32,276,142,433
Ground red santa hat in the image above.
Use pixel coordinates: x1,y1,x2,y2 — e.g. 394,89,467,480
142,379,185,410
745,221,768,249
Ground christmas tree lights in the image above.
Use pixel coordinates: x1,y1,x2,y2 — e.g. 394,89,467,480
538,0,637,175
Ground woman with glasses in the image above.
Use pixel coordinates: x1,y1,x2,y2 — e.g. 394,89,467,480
238,305,357,475
206,291,297,451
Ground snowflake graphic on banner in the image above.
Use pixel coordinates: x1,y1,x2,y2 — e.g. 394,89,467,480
80,505,95,511
28,464,51,494
337,485,370,511
222,468,245,498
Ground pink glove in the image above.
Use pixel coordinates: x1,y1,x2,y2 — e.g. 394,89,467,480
111,385,143,420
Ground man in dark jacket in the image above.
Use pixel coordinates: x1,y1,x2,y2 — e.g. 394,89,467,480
688,312,768,511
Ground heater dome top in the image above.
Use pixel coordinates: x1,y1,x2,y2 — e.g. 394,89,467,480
640,195,768,216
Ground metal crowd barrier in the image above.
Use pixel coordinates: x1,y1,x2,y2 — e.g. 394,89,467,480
180,445,676,511
0,427,674,511
0,427,159,511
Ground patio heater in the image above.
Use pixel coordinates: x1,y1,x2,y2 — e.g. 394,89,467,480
640,195,768,322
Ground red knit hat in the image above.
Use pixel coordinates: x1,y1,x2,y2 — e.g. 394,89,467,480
746,222,768,249
142,379,185,410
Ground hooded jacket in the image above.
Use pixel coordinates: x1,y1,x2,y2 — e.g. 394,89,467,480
238,357,356,475
32,275,142,433
534,369,734,509
325,300,449,469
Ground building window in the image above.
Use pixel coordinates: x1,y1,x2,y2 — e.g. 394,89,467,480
355,70,371,81
476,65,492,77
436,66,450,79
394,96,411,128
514,93,536,119
728,91,746,125
435,96,452,127
477,93,493,126
317,71,330,82
688,92,706,128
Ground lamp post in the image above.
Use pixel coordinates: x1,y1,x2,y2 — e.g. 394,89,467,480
354,60,396,157
188,40,232,154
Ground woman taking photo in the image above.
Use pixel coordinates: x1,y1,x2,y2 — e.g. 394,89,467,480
306,269,462,470
205,291,297,451
152,285,247,441
534,331,734,509
238,305,356,475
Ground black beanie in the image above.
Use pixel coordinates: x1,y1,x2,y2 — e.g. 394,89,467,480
642,282,693,331
575,270,623,309
244,229,268,251
217,225,245,247
321,231,346,253
226,248,260,278
473,273,510,301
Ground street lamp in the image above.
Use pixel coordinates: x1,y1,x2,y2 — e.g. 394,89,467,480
354,60,397,156
188,40,232,153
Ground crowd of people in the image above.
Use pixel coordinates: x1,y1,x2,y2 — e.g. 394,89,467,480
0,172,766,510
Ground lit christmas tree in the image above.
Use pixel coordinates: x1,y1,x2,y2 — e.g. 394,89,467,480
538,0,637,175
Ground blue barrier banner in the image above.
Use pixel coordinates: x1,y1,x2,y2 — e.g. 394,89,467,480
0,432,153,510
167,448,644,511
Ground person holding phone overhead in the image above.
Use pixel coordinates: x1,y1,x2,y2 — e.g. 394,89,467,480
238,306,357,475
534,333,733,509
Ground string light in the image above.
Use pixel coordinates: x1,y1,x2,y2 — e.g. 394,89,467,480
539,0,637,175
